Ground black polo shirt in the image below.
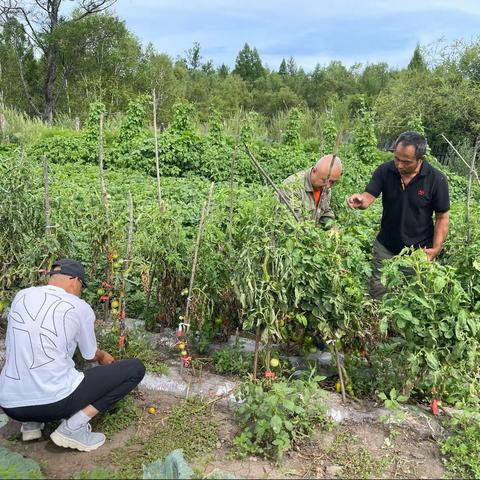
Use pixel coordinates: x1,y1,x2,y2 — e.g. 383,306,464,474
365,160,449,255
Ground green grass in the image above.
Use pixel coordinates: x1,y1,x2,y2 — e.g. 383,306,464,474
91,393,141,439
108,397,219,478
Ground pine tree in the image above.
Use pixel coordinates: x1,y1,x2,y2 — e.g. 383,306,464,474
408,44,427,71
233,43,265,82
279,58,287,76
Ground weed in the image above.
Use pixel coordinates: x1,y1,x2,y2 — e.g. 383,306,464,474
212,341,254,376
441,411,480,478
91,393,141,439
97,327,168,375
71,468,114,479
324,431,389,479
378,388,409,424
108,397,219,478
233,372,330,463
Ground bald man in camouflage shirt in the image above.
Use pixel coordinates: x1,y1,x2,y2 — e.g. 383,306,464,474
279,155,342,226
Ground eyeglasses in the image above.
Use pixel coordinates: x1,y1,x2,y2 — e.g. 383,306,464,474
69,276,83,289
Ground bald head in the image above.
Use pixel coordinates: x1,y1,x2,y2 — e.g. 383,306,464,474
311,155,342,190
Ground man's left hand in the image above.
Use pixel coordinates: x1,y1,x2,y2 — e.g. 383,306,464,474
424,247,440,262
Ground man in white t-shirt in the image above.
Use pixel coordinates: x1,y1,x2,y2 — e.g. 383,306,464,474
0,259,145,452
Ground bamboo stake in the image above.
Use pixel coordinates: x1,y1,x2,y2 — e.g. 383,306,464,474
152,89,163,212
120,192,134,318
466,137,479,243
98,112,110,322
118,192,134,355
441,134,480,188
317,129,344,209
244,144,300,222
42,155,51,251
228,145,238,243
98,112,107,208
184,183,215,326
143,262,156,326
333,341,347,404
252,323,261,384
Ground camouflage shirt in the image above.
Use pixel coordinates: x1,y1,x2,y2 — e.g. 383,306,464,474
278,168,335,226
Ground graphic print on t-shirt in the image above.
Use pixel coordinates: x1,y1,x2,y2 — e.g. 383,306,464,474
5,292,74,380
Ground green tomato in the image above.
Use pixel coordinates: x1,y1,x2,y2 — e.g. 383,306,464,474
270,358,280,368
97,288,105,296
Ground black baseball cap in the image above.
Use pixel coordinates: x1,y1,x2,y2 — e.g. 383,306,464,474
48,259,88,288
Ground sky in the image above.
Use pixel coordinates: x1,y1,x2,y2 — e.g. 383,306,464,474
101,0,480,71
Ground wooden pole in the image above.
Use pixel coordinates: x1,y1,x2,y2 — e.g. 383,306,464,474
184,183,215,326
466,137,479,243
118,192,134,354
244,145,300,222
42,155,51,248
98,113,107,208
228,146,238,243
252,323,261,383
152,89,163,212
334,341,347,403
98,112,110,322
442,134,480,189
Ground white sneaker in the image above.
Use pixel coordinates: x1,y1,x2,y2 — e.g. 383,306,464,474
50,421,105,452
21,421,45,441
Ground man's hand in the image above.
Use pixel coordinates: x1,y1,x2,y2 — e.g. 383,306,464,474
424,247,440,262
95,349,114,365
347,192,376,210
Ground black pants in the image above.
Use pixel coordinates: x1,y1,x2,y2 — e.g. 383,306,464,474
2,359,145,423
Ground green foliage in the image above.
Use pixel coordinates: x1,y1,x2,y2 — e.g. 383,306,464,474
83,102,107,144
441,411,480,478
97,327,168,374
92,393,141,439
354,103,379,164
170,102,197,135
212,341,254,375
322,117,337,155
0,445,44,479
233,373,329,462
117,95,150,151
233,43,265,82
377,249,480,404
282,108,301,147
406,113,432,158
377,388,409,423
72,469,114,479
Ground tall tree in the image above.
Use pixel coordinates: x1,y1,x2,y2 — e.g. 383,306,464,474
0,0,117,122
185,41,202,71
233,43,264,82
408,44,427,71
278,58,287,76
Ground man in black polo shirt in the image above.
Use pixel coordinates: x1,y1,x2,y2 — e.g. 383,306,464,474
347,131,450,298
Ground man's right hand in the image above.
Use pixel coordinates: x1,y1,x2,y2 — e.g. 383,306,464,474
93,348,115,365
347,194,365,209
99,350,115,365
347,192,376,210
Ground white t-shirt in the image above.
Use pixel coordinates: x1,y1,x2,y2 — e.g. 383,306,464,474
0,285,97,408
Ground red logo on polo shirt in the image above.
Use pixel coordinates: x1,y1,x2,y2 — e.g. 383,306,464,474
418,189,425,197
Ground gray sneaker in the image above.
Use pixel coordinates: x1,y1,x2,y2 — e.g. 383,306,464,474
50,421,105,452
21,421,45,441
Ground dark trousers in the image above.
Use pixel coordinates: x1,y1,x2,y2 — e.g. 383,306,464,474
370,238,395,299
2,358,145,423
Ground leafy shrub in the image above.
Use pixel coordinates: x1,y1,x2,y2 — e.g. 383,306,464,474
441,411,480,478
212,341,254,375
234,373,330,462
